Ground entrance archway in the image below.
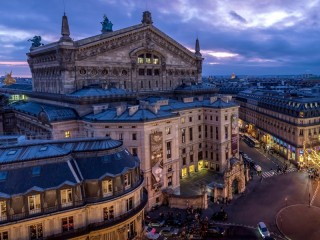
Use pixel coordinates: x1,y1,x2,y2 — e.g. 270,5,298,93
232,179,239,195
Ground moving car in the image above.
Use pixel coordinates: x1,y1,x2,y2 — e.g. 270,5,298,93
205,226,225,237
257,222,270,238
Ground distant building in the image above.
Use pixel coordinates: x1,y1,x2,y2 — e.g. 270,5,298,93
236,89,320,164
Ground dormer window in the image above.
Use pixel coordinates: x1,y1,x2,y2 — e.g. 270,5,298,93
0,201,7,221
124,173,131,190
102,179,113,197
61,189,73,207
28,194,41,214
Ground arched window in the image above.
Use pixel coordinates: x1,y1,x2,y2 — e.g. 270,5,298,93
137,53,160,65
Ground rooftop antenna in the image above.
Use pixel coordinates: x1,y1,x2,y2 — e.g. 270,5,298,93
145,0,149,10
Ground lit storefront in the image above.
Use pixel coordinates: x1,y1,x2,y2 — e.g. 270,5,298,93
189,165,195,173
181,168,187,177
198,160,203,170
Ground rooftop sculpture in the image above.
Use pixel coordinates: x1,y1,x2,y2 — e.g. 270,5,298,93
101,15,113,33
28,35,44,48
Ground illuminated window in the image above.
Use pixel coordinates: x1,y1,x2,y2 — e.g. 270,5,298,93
124,173,131,189
145,53,152,64
165,127,171,135
181,117,185,124
138,54,144,64
65,131,71,138
62,216,74,232
0,201,7,220
153,56,159,64
29,224,43,240
61,189,73,207
102,179,113,197
103,206,114,220
28,194,41,214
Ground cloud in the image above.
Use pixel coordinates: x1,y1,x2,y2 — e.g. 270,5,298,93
229,11,247,24
0,61,28,66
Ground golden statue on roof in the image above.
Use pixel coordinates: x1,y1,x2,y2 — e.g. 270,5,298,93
3,71,16,85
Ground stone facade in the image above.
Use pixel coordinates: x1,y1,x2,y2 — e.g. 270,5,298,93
27,11,203,95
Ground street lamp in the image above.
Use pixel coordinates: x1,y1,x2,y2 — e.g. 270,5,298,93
285,197,288,207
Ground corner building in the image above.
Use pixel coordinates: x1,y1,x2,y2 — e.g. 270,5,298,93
0,138,146,240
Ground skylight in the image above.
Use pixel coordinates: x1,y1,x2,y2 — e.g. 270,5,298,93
7,150,17,156
39,146,48,151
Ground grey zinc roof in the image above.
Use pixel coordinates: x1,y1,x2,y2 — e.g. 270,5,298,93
1,84,32,91
84,107,177,122
0,162,77,195
69,87,130,97
0,145,70,163
76,149,139,180
10,101,78,122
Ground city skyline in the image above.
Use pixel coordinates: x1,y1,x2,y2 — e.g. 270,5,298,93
0,0,319,77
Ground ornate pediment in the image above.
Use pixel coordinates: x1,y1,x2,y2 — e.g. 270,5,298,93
75,25,198,66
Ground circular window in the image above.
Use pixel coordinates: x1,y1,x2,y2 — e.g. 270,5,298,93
102,69,109,75
79,69,86,75
122,70,128,76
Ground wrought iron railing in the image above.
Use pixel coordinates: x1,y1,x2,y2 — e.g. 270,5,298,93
46,189,148,240
0,176,144,224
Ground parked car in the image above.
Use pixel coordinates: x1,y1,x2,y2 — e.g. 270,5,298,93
257,222,270,238
146,232,160,240
148,220,165,228
205,226,225,237
145,226,160,240
211,211,228,221
159,227,180,237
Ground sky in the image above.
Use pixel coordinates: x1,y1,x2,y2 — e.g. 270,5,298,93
0,0,319,77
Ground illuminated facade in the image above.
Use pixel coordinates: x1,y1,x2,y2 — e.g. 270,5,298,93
236,90,320,164
0,138,146,240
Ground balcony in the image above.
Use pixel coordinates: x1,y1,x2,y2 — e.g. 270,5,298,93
0,176,144,224
47,189,148,240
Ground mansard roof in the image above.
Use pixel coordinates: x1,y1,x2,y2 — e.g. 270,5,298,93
0,162,77,196
84,96,238,122
69,87,130,97
0,144,70,163
0,138,138,196
237,90,320,118
76,148,139,180
84,106,178,122
10,101,78,122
